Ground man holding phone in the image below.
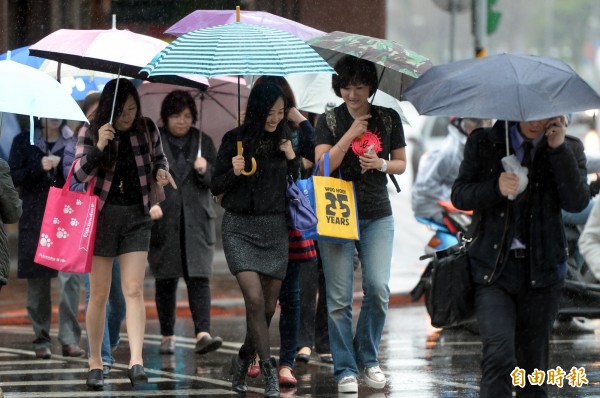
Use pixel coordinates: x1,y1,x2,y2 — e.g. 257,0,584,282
451,116,590,398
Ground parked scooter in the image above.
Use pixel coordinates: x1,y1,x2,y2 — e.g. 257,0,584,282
411,199,600,334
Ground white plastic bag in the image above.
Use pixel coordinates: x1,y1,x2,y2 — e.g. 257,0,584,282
501,155,529,200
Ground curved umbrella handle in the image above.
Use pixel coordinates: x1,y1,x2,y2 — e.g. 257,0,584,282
237,141,257,176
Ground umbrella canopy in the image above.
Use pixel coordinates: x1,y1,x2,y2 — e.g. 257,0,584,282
0,59,87,122
307,31,433,101
29,28,208,89
165,9,325,41
142,22,335,78
0,59,88,144
0,45,115,100
403,53,600,121
138,77,249,148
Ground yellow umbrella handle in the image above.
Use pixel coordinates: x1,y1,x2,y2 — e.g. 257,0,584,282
237,141,257,176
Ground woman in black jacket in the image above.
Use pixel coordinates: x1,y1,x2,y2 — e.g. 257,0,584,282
211,82,300,398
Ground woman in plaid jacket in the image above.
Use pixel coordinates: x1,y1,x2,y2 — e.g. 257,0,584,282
73,78,175,390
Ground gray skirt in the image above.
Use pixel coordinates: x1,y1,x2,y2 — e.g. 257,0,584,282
222,211,288,280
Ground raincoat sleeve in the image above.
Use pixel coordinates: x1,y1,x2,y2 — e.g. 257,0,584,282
210,129,241,196
0,159,22,225
579,199,600,279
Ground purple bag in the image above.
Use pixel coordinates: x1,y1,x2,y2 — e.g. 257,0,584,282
286,175,317,231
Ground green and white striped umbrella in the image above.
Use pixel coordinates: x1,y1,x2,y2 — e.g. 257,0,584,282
142,22,335,78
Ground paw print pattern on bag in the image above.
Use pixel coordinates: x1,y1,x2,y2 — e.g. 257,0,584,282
39,234,53,247
63,205,74,214
76,199,82,206
53,217,60,224
70,218,79,227
56,227,69,239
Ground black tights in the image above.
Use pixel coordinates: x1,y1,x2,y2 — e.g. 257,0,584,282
235,271,282,362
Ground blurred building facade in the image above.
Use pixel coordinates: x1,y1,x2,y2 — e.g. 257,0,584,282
0,0,385,53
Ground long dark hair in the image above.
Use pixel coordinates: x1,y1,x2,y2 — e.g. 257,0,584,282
253,75,298,128
90,78,145,169
241,82,289,154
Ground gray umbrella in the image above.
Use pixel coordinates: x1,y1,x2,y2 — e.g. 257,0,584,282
403,53,600,122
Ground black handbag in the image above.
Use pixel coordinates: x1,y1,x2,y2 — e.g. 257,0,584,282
411,213,480,329
425,240,475,328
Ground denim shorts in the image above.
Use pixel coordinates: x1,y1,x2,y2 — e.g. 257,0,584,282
93,203,152,257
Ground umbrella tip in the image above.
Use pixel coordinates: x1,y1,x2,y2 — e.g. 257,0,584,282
6,50,10,61
112,14,116,29
236,6,240,22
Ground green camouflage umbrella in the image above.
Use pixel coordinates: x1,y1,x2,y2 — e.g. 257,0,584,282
307,31,432,100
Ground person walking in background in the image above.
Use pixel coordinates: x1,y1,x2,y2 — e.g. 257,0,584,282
0,155,22,291
63,91,125,376
412,117,491,224
314,55,407,394
211,82,300,398
296,245,331,365
9,117,85,360
451,116,589,397
73,78,176,390
250,75,318,387
148,90,222,357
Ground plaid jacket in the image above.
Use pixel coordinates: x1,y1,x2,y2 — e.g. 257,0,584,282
73,117,169,214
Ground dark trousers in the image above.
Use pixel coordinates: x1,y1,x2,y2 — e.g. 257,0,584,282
297,250,330,354
155,276,211,336
475,255,563,398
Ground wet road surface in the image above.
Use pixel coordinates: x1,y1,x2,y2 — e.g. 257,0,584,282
0,305,599,397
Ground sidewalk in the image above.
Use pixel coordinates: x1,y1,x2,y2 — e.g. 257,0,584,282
0,235,423,326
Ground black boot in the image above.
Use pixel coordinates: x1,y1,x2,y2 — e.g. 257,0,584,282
231,351,254,393
259,357,279,398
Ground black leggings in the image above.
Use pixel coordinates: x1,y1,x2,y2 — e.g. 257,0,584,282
155,276,211,336
236,271,282,362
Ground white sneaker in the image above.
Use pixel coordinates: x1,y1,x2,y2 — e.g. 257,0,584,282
363,365,386,389
338,375,358,393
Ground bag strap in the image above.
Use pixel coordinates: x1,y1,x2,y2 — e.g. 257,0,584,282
63,158,94,196
461,211,481,247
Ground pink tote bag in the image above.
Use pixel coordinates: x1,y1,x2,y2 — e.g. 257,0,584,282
34,161,98,273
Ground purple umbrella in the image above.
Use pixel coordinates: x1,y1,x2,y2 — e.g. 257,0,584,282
165,9,325,41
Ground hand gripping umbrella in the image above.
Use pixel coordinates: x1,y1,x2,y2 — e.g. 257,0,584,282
142,8,335,176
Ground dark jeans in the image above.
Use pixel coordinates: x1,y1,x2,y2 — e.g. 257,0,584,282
155,276,211,336
476,255,563,398
297,250,330,354
278,261,303,367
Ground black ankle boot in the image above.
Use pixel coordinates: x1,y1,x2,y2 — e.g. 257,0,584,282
231,352,254,393
259,357,279,397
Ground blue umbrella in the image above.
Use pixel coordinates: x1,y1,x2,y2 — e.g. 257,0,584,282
142,21,334,176
0,46,114,100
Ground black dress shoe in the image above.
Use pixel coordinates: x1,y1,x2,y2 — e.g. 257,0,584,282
194,335,223,355
86,369,104,390
127,364,148,387
34,347,51,359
